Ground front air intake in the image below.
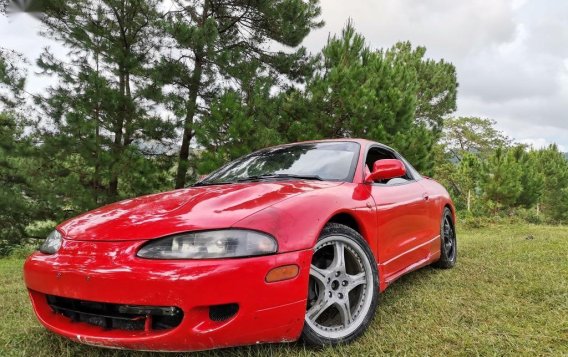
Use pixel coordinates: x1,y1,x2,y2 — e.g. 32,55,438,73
209,303,239,321
46,295,183,331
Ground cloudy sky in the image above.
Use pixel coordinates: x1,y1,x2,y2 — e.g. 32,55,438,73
1,0,567,150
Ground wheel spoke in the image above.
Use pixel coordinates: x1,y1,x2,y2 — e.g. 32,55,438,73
310,265,330,286
445,219,453,236
335,297,352,327
346,272,366,293
305,235,375,337
330,241,345,271
307,298,334,321
443,219,453,254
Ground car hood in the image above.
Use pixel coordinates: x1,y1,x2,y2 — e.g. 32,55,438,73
58,181,341,241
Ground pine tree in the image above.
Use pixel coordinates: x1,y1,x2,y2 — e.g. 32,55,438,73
0,48,37,254
511,145,544,208
0,112,35,254
481,147,522,211
535,145,568,222
157,0,323,188
0,49,27,109
36,0,174,210
279,22,457,172
194,74,283,173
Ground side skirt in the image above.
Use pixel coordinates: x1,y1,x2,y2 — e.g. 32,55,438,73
381,235,441,288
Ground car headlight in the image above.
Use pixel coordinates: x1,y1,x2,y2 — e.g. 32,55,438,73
39,230,63,254
136,229,278,259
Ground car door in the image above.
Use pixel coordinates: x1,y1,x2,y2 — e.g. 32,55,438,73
364,146,431,282
399,155,442,251
416,175,449,258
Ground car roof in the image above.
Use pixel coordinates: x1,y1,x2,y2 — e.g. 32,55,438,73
267,138,397,153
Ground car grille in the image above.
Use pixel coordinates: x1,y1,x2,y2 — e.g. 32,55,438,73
46,295,183,331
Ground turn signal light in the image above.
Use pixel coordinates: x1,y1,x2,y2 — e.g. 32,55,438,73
265,264,299,283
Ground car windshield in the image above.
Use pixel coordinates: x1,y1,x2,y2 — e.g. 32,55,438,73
198,142,360,185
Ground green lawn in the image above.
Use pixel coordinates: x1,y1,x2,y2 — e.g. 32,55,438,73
1,224,567,356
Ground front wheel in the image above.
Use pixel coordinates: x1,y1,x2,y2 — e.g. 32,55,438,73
301,223,379,346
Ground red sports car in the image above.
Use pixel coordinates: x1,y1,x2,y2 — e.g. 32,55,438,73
24,139,457,351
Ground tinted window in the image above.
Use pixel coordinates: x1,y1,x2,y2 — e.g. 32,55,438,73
398,155,422,180
202,142,360,184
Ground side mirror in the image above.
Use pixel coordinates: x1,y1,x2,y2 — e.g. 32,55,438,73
365,159,406,183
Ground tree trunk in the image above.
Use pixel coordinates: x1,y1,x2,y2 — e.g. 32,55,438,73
175,56,203,188
174,1,209,189
94,48,101,205
123,72,134,146
109,69,126,200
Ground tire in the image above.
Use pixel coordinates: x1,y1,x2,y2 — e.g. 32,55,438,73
433,207,457,269
301,223,379,346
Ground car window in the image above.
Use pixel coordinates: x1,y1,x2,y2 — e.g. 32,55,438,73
202,142,361,183
398,155,422,180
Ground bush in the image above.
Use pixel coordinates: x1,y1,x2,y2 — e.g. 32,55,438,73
0,239,38,257
456,207,546,228
515,208,543,225
24,220,57,239
8,243,37,259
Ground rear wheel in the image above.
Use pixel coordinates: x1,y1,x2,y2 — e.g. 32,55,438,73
433,208,457,269
301,223,379,346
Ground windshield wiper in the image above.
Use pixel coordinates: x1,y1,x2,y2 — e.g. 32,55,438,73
235,173,324,182
191,181,234,187
193,174,324,187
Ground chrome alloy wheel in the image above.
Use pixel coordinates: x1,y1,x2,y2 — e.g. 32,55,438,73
305,235,374,339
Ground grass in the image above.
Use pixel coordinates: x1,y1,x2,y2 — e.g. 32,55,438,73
1,224,567,356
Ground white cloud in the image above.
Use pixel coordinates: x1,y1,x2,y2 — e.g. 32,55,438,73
516,138,566,152
303,0,517,59
0,12,66,93
303,0,568,151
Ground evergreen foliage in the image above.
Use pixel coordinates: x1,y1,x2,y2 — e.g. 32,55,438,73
1,5,567,255
277,22,457,172
35,0,176,211
0,113,36,254
157,0,323,188
535,145,568,222
435,117,568,221
481,147,523,211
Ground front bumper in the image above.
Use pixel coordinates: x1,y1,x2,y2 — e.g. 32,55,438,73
23,239,312,352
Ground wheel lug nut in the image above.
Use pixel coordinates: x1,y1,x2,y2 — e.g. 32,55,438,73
338,293,343,299
342,280,348,286
328,291,332,298
335,271,341,277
